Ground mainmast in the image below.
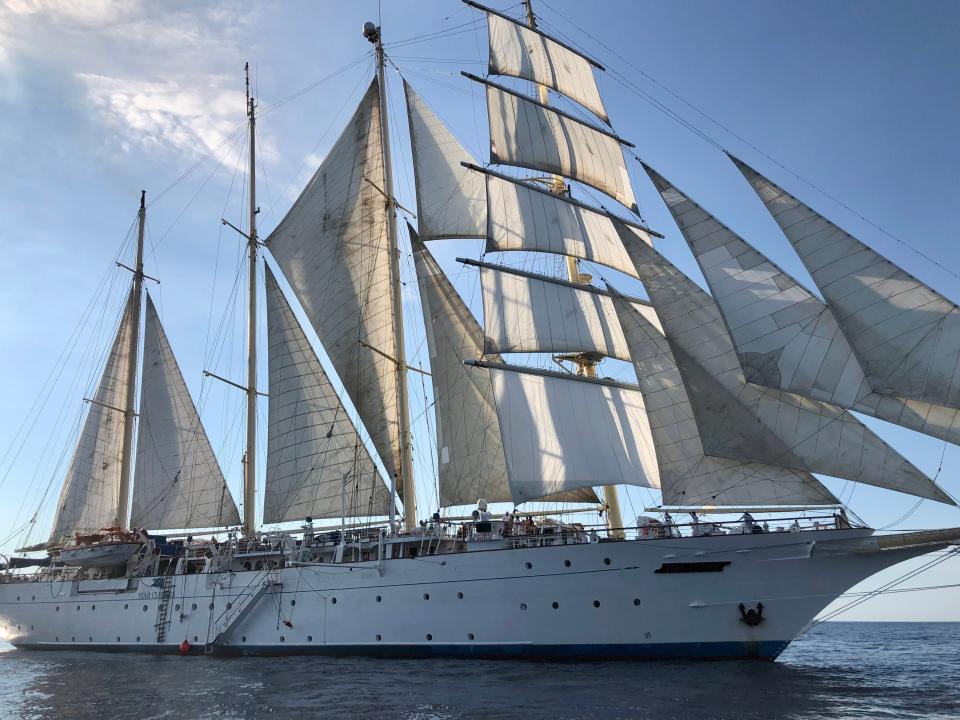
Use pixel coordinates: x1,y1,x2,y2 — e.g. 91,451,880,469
116,189,146,529
243,63,259,537
523,0,624,535
366,22,417,532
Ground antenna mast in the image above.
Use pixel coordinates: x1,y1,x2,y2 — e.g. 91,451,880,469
243,62,259,537
366,21,417,532
116,190,146,529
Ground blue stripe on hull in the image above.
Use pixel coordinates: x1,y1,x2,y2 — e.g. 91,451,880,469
15,640,791,661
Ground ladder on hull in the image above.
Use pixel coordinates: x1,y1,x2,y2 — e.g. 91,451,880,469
154,575,175,643
204,568,280,653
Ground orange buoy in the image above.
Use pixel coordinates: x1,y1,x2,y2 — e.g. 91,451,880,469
179,640,191,655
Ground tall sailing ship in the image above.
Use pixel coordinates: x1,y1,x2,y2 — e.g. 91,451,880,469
1,2,958,659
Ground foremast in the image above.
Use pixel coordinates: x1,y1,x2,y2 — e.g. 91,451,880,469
367,23,416,532
116,189,146,529
522,0,624,536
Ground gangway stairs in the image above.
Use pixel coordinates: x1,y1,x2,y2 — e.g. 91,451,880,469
204,568,280,653
154,575,175,643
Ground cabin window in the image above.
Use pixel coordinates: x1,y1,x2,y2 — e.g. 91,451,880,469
552,602,559,609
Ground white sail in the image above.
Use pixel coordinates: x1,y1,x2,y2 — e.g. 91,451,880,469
478,263,660,359
404,81,486,240
266,79,403,485
733,156,960,410
49,293,136,545
645,165,960,444
617,225,954,504
486,11,608,123
131,296,240,531
609,290,836,507
483,169,646,277
482,80,637,211
413,233,597,507
263,268,391,524
489,366,659,504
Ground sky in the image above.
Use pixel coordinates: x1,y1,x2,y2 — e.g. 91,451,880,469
1,0,959,621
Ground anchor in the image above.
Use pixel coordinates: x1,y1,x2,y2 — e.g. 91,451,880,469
738,602,764,626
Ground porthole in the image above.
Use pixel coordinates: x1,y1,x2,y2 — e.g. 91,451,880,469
467,633,475,641
142,605,149,612
174,604,180,611
136,636,141,642
191,603,197,611
552,601,559,609
457,592,464,600
15,596,19,602
423,593,430,601
633,598,641,606
30,625,34,631
242,636,247,642
331,597,337,605
91,605,96,611
525,562,533,570
604,558,611,566
593,600,601,608
31,595,35,601
376,634,382,641
426,633,433,641
71,636,76,642
280,636,285,643
88,636,93,642
564,560,571,567
116,636,120,642
226,603,232,610
307,635,313,642
376,595,382,603
55,606,60,612
193,636,198,642
290,599,296,607
520,603,527,611
76,605,80,611
124,604,128,610
55,636,60,642
208,603,214,610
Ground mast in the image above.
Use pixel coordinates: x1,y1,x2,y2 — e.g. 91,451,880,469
116,190,146,529
243,63,259,537
367,22,417,532
523,0,624,536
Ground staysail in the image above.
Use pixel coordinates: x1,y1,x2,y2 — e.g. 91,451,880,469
266,79,403,489
263,267,391,524
49,292,136,545
131,295,240,530
404,81,486,240
616,225,954,504
732,156,960,411
643,164,960,444
609,289,836,507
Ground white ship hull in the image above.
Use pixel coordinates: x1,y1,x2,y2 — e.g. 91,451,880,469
0,529,942,660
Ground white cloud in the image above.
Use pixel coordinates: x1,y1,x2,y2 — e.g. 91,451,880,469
0,0,263,161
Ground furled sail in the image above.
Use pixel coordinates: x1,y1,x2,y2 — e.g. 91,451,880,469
413,232,597,507
477,261,660,359
266,78,403,488
732,156,960,410
49,293,136,545
404,81,486,240
131,296,240,530
609,289,836,507
616,224,954,504
474,76,637,211
483,363,659,504
644,165,960,444
476,165,648,277
484,8,609,123
263,267,391,524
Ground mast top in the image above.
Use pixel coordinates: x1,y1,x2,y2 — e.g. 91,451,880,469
363,21,381,45
139,190,145,209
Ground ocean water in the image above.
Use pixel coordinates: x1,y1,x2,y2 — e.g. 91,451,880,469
1,622,958,720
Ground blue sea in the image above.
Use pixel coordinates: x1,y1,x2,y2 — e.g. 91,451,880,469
1,622,958,719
